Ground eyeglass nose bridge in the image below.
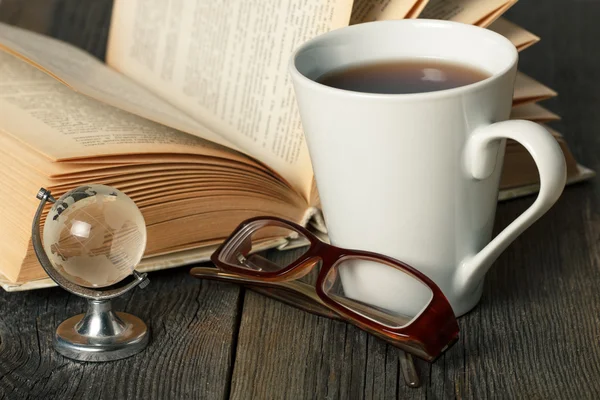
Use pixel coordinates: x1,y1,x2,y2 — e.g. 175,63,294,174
285,256,322,281
299,242,347,287
229,233,332,279
284,240,332,281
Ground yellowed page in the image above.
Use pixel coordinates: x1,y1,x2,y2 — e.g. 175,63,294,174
107,0,353,198
510,103,560,123
0,23,237,150
420,0,517,27
0,51,242,161
350,0,429,24
488,18,539,51
513,72,557,106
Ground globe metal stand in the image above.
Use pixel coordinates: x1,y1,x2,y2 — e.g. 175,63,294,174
32,188,151,362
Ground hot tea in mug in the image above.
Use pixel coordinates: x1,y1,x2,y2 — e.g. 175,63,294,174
316,59,491,94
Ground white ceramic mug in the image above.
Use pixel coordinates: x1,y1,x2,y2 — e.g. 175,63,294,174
289,20,567,317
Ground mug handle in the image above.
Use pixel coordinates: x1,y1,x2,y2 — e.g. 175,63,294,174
457,120,567,291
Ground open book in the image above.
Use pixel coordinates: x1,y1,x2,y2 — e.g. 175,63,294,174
0,0,593,290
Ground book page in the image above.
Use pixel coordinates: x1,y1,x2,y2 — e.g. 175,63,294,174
513,72,557,106
0,23,238,151
0,51,247,162
107,0,353,198
420,0,516,27
488,18,540,52
350,0,429,24
510,103,560,123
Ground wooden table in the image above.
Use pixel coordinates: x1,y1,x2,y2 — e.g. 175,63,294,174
1,1,599,398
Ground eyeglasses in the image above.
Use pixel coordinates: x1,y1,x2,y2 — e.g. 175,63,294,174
193,216,459,362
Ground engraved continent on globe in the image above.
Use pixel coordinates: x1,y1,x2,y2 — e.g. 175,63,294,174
42,185,147,288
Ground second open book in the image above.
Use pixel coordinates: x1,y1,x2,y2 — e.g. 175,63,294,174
0,0,592,289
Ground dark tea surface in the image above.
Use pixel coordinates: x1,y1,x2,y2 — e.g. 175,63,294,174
316,59,490,94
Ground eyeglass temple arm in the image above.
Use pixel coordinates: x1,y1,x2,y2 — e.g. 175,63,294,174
189,266,421,388
189,267,342,320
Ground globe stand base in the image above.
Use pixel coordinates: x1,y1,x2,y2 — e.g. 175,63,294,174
53,299,149,362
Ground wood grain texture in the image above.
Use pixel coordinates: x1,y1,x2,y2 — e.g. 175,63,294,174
230,1,600,398
0,0,599,399
0,269,242,400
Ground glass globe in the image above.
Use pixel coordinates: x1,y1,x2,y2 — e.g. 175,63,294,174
42,185,147,288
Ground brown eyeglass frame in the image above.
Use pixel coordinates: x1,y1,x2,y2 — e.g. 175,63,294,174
210,216,459,362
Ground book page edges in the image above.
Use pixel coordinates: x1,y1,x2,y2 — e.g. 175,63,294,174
406,0,431,19
0,237,287,292
3,209,324,291
488,17,540,52
498,164,595,201
5,163,595,293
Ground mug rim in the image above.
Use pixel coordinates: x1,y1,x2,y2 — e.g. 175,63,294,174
289,19,519,101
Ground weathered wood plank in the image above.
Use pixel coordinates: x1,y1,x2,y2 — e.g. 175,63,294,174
0,269,242,400
230,1,600,397
229,191,600,400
